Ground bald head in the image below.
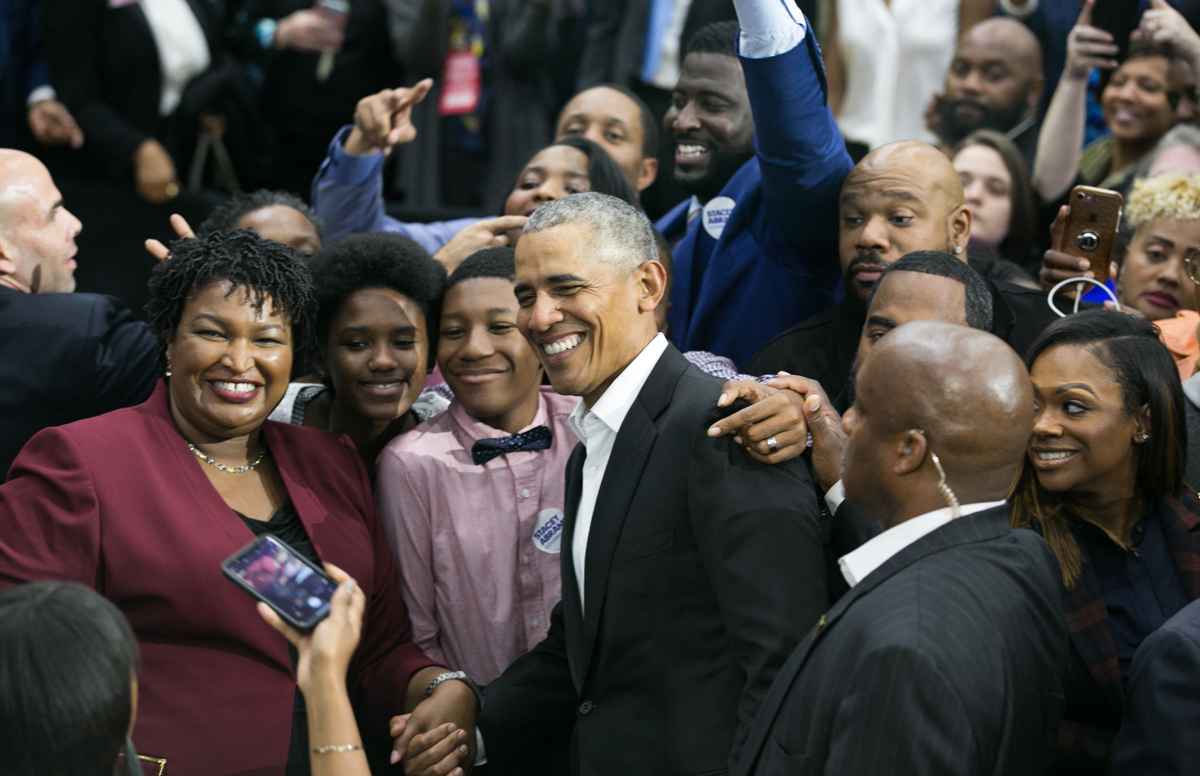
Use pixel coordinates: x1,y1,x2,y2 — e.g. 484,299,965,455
941,18,1045,143
838,142,972,301
0,149,81,294
842,321,1032,527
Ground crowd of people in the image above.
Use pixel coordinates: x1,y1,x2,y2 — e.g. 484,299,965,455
4,0,1200,775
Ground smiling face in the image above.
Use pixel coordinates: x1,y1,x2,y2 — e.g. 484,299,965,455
1028,344,1146,500
856,272,968,368
1101,55,1174,145
664,52,755,202
514,223,664,406
233,206,321,259
1118,217,1200,320
0,151,82,294
954,144,1013,248
839,144,971,301
319,288,428,426
504,145,593,221
439,277,544,433
166,281,293,439
555,87,656,193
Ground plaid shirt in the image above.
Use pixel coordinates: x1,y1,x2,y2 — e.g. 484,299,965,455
1026,489,1200,775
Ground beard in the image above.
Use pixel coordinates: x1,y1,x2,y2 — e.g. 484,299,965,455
677,142,756,203
937,94,1030,144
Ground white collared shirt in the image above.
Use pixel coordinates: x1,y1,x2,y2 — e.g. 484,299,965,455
567,333,669,612
733,0,807,59
837,499,1007,587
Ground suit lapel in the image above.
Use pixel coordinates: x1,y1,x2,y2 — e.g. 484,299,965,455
735,507,1012,776
560,443,587,692
263,423,330,556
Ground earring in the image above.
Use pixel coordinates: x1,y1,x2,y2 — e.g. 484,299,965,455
1142,434,1149,441
165,360,172,377
902,446,912,454
953,246,963,255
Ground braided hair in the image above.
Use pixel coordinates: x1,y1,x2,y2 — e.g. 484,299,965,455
145,229,316,372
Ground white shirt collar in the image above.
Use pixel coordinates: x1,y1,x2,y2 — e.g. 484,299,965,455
838,500,1007,588
568,333,669,440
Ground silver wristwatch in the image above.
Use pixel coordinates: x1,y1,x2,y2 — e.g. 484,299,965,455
425,670,484,710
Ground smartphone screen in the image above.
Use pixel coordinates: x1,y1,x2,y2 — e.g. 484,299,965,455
224,535,336,628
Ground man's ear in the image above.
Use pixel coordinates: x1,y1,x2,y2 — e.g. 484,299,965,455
0,233,22,284
637,259,667,313
637,157,659,193
949,204,972,256
893,429,927,476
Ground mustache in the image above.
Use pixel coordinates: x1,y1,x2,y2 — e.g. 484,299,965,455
847,253,888,273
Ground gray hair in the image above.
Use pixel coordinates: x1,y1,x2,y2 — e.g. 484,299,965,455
1132,123,1200,181
522,192,657,275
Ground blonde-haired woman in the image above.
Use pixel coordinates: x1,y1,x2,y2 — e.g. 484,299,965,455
1041,171,1200,324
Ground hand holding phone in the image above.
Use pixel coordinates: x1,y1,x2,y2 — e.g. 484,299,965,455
223,535,338,631
1054,186,1124,285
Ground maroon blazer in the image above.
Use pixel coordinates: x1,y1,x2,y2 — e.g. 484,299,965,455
0,381,437,776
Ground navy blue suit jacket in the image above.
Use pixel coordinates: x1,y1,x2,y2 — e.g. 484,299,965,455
655,28,852,368
0,0,50,149
0,287,157,478
1113,598,1200,775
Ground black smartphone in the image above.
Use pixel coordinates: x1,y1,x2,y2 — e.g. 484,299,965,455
1092,0,1141,64
222,534,337,631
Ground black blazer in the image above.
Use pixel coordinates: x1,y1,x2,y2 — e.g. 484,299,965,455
478,345,829,776
734,505,1068,776
0,288,157,478
577,0,736,90
43,0,221,181
1113,598,1200,775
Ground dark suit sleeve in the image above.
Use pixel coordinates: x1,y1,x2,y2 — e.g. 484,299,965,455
476,600,577,774
575,0,628,88
1113,613,1200,775
689,402,828,765
825,644,979,775
43,0,152,179
87,296,159,417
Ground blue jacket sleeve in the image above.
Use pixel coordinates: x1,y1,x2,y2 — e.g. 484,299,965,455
740,29,852,268
310,126,486,254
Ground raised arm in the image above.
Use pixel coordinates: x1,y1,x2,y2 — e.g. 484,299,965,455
735,0,854,261
1031,0,1118,201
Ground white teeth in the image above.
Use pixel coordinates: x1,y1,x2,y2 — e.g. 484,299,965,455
677,143,707,158
213,381,256,393
1037,451,1074,461
543,334,582,356
365,381,401,389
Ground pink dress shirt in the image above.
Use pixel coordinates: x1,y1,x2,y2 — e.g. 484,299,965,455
376,387,580,684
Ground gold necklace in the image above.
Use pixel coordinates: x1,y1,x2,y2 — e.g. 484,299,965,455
188,442,267,474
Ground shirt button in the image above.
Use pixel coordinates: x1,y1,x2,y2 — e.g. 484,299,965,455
578,700,593,715
521,488,530,498
531,618,539,627
523,555,530,564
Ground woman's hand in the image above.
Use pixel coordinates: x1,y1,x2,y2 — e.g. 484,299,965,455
432,216,528,272
257,562,365,697
1063,0,1119,82
144,214,196,261
390,675,476,776
343,80,434,157
1135,0,1200,64
275,9,344,53
134,139,179,204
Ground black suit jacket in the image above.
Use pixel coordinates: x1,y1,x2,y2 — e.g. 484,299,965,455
479,345,829,776
577,0,736,90
734,505,1068,776
43,0,220,181
1113,598,1200,775
0,288,157,478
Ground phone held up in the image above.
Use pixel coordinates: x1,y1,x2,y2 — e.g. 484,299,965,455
1056,186,1124,285
222,534,338,631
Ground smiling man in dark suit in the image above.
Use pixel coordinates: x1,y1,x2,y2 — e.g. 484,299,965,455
735,320,1067,776
449,191,827,775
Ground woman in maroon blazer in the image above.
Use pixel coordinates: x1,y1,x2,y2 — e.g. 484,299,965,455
0,231,477,776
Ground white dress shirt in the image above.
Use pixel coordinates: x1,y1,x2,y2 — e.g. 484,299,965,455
837,499,1007,587
733,0,807,59
140,0,211,115
567,333,669,612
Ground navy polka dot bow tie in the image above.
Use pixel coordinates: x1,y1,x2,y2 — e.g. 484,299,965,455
471,426,553,465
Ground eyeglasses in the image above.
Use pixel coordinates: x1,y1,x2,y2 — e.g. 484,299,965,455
1185,248,1200,285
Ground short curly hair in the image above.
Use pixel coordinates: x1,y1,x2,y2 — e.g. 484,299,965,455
144,229,317,371
1124,171,1200,229
197,190,323,242
447,247,516,292
305,232,447,355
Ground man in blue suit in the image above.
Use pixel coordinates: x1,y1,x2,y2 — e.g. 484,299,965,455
656,0,852,368
0,0,82,151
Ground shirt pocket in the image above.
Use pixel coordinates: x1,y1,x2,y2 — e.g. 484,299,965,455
611,527,675,566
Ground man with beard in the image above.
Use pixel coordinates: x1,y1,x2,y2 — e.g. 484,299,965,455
654,6,853,367
931,18,1045,167
748,141,1058,404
